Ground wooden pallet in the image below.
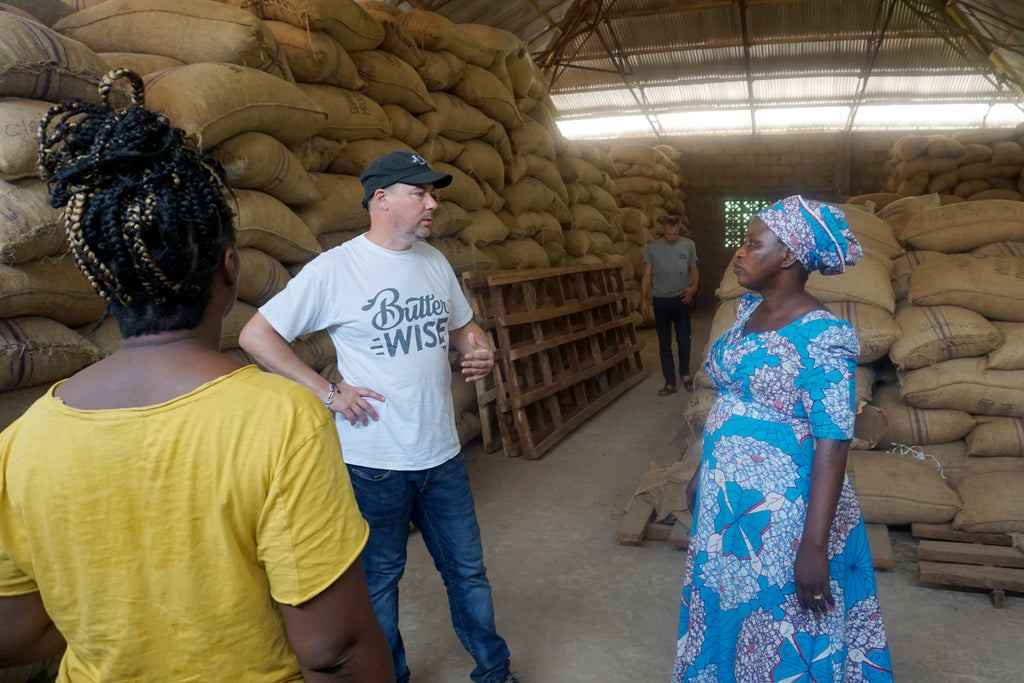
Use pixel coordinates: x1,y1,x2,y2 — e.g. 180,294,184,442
616,495,897,570
464,263,648,459
913,522,1024,607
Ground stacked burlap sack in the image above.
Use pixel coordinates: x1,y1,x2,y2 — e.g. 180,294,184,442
0,0,642,448
852,197,1024,535
882,125,1024,202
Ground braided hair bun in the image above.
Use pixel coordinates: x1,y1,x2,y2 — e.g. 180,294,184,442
38,69,236,337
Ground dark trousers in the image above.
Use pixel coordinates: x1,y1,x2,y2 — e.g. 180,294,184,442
653,296,692,386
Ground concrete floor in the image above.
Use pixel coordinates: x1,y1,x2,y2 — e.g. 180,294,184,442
399,312,1024,682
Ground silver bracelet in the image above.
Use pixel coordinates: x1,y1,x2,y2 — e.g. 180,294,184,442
324,382,337,407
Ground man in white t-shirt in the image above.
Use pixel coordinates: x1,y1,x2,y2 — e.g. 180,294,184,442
239,153,519,683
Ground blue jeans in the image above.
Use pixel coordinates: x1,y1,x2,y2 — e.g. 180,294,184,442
653,296,692,386
346,453,510,683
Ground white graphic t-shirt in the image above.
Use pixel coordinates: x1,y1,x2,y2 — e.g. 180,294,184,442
259,235,474,470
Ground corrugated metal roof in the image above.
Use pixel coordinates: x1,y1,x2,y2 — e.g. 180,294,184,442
388,0,1024,136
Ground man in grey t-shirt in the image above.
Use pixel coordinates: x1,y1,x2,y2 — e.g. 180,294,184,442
641,215,699,395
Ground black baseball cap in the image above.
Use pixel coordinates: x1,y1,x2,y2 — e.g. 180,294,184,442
360,152,452,208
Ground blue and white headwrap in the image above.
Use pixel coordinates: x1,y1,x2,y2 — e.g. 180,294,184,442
755,195,862,276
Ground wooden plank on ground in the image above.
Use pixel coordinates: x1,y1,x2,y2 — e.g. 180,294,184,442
919,561,1024,594
918,540,1024,569
911,522,1012,547
669,511,693,550
865,523,896,570
616,497,655,545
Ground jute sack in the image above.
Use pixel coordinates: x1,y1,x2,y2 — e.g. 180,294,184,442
899,357,1024,418
510,121,557,160
855,365,876,414
954,471,1024,533
954,179,991,198
0,383,49,432
100,52,184,78
78,315,119,355
232,189,322,264
950,454,1024,488
891,249,942,300
987,321,1024,370
0,99,55,181
265,21,363,88
614,175,662,195
543,240,566,268
415,135,464,164
907,254,1024,322
1,0,73,26
293,173,368,235
562,230,592,257
969,189,1024,202
451,64,522,130
836,205,904,258
684,387,717,431
845,192,905,211
609,143,666,168
956,161,1021,181
955,142,993,165
295,84,389,142
891,135,931,161
587,184,619,220
966,417,1024,457
901,200,1024,252
383,104,430,149
818,301,898,363
237,248,290,307
226,0,384,53
327,138,415,176
479,181,504,214
565,253,603,267
498,210,543,240
507,56,546,100
0,12,119,104
919,440,969,485
927,172,958,195
853,405,888,450
289,136,345,173
429,201,471,239
291,329,335,372
213,132,318,205
54,0,292,80
419,92,496,142
0,256,105,326
926,136,965,159
458,209,508,247
991,140,1024,165
570,204,614,236
415,50,467,92
807,254,896,313
502,177,555,215
349,50,434,113
0,316,104,391
873,382,975,446
523,154,567,204
452,140,505,191
500,239,549,269
397,10,496,67
433,162,485,211
357,4,425,68
847,450,961,525
890,302,1002,370
145,64,327,149
428,236,493,273
221,300,257,350
0,179,67,265
895,171,929,196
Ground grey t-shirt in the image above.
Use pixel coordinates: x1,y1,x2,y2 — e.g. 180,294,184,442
643,236,698,298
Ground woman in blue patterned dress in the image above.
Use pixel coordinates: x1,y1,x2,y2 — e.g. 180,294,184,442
673,196,893,682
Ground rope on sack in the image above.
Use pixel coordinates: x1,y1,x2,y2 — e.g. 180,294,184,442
887,442,947,481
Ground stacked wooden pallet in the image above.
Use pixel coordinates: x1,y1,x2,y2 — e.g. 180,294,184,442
464,262,648,459
914,522,1024,607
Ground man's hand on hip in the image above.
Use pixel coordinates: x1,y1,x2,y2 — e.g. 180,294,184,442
331,381,385,426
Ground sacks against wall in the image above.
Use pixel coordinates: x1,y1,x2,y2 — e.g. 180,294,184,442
225,0,385,53
901,200,1024,252
0,316,105,391
145,63,327,148
54,0,293,81
908,253,1024,322
889,302,1002,370
899,357,1024,418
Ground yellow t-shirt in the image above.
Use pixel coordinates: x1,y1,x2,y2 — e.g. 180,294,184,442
0,365,369,681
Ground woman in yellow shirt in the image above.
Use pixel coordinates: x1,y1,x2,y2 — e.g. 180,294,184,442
0,70,393,682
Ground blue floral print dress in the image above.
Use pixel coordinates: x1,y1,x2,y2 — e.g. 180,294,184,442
673,294,892,682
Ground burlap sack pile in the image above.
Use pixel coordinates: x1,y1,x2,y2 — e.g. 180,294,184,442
881,125,1024,202
0,1,638,446
841,191,1024,530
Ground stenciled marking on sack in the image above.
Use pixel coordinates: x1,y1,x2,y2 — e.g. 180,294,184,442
364,287,450,357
